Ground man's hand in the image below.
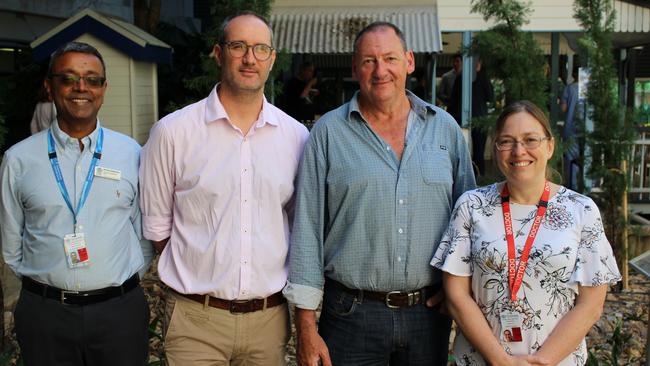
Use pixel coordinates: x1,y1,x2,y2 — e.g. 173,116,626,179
153,238,169,253
296,309,332,366
425,287,447,314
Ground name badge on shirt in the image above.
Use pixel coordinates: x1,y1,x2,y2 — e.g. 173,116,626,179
94,166,121,181
500,310,523,342
63,233,90,269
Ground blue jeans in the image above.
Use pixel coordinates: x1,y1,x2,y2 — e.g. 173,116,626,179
318,282,452,366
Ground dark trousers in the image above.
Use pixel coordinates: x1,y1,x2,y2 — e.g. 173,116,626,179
14,285,149,366
319,282,452,366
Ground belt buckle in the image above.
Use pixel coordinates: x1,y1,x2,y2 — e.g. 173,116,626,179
385,291,402,309
229,300,252,314
60,290,81,303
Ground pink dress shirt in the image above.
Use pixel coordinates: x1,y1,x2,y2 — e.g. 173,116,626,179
140,86,309,300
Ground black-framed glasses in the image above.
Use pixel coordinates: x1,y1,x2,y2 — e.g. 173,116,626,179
495,136,551,151
222,41,274,61
50,74,106,88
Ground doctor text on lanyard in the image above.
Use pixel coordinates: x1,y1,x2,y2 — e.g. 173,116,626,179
500,181,550,301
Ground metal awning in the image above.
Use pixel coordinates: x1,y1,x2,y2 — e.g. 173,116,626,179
270,6,442,54
615,0,650,32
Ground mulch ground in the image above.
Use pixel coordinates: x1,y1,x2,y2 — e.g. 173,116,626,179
143,271,649,366
1,269,647,365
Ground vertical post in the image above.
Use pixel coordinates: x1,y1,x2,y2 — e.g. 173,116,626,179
550,33,560,125
431,54,437,105
627,48,637,110
646,292,650,366
621,159,629,290
619,49,627,106
269,78,275,105
461,31,473,128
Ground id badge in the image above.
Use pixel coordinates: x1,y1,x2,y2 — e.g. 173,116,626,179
63,233,90,268
94,166,121,181
499,310,523,342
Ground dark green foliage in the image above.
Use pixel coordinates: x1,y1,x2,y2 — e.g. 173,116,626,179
573,0,636,267
468,0,562,183
0,49,42,151
0,114,7,151
586,318,630,365
469,0,547,108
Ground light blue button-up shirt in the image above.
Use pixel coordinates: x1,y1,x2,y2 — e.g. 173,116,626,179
0,120,153,291
284,91,476,310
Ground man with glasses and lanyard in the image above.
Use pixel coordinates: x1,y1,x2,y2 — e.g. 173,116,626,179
139,11,309,365
0,42,152,365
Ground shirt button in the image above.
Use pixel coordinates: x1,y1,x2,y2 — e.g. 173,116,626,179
386,146,391,150
398,199,404,205
398,228,404,234
397,256,402,262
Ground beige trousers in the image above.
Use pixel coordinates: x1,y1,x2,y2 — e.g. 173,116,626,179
163,291,290,366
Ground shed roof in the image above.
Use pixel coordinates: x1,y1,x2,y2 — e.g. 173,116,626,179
270,6,442,54
31,8,172,64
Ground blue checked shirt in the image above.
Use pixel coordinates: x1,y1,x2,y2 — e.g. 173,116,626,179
283,91,476,310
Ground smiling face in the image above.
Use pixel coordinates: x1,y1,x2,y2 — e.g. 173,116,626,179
352,26,414,107
495,111,554,186
213,14,275,95
45,51,106,133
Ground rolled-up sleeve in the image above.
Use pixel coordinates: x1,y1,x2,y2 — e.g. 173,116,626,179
283,127,327,310
451,122,476,201
139,121,175,241
0,154,24,275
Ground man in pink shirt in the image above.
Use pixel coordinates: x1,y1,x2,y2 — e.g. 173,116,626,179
139,11,309,365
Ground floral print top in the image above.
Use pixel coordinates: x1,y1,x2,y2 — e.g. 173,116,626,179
431,183,621,366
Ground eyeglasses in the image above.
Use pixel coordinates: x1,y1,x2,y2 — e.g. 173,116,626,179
50,74,106,88
495,136,551,151
222,41,274,61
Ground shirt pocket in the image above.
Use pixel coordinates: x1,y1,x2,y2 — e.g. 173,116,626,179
93,174,136,209
419,144,453,185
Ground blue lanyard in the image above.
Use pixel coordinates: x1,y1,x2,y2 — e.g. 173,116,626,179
47,128,104,229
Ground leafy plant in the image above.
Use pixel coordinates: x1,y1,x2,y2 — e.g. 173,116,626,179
587,318,630,365
469,0,548,108
573,0,636,271
468,0,565,183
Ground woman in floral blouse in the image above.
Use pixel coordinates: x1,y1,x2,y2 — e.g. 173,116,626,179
431,100,620,366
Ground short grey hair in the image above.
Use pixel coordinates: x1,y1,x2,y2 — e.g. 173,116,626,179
218,11,274,46
47,41,106,77
353,21,407,56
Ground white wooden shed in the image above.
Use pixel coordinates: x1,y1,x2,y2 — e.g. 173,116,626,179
29,8,172,144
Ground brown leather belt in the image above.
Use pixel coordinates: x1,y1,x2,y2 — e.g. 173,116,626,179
326,279,437,308
179,291,286,314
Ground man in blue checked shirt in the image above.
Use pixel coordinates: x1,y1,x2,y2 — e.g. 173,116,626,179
0,42,153,366
283,22,476,366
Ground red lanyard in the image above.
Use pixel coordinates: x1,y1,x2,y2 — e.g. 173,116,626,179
501,181,550,301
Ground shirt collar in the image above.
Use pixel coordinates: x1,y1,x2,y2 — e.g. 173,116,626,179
346,89,436,122
204,83,279,128
50,119,101,152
